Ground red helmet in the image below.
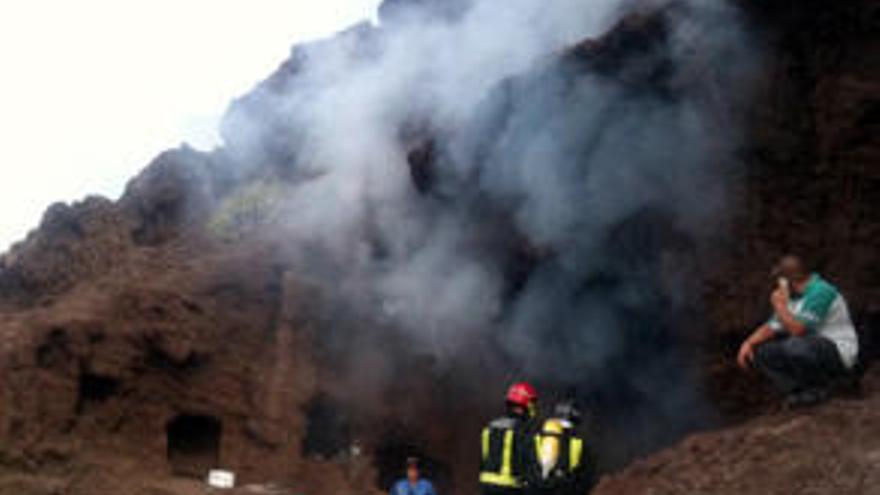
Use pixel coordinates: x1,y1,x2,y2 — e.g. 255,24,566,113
506,382,538,407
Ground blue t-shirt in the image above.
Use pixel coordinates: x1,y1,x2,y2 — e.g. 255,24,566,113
391,479,437,495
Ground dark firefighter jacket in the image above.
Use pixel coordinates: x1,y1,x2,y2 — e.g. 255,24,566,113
480,415,540,491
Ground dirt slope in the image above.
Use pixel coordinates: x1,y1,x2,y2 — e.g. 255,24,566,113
595,369,880,495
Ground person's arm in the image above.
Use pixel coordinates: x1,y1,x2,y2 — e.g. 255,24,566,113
791,281,837,333
738,324,775,369
771,287,808,336
424,481,438,495
773,302,807,336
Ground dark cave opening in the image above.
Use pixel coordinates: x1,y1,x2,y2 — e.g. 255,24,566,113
302,394,353,459
374,432,453,495
76,372,120,412
166,414,222,478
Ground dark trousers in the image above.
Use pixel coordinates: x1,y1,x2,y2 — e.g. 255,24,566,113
753,335,847,395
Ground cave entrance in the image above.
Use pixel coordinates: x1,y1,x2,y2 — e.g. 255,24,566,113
302,394,352,459
374,434,452,494
166,414,222,478
76,372,120,413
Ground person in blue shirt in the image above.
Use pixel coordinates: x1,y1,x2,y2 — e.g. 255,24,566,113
391,457,437,495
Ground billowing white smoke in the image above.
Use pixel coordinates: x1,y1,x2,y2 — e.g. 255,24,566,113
224,0,627,343
220,0,759,464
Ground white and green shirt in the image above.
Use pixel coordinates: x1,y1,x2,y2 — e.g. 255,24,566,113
768,274,860,369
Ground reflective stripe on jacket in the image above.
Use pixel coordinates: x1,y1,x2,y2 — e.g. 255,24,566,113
480,417,534,488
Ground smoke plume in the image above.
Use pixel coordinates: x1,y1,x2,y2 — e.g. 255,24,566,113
217,0,759,485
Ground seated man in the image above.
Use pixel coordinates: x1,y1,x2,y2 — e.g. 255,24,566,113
738,255,860,407
391,457,438,495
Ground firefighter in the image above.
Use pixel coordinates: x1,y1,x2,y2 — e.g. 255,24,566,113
535,400,596,494
479,382,541,495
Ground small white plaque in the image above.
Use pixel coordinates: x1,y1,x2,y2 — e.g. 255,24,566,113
207,469,236,489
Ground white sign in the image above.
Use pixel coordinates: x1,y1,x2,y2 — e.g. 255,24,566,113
207,469,236,489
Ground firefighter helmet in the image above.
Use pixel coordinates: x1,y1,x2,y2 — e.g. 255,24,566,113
506,382,539,408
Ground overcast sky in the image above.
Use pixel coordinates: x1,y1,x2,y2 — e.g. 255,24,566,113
0,0,381,252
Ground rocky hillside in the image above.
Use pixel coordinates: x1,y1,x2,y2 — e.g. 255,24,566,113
0,0,876,494
594,369,880,495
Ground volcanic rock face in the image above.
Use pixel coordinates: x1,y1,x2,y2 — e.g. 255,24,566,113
0,228,375,493
0,0,876,494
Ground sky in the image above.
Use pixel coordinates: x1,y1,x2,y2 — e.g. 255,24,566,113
0,0,381,252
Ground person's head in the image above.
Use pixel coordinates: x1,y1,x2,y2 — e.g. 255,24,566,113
406,457,420,483
506,382,539,419
774,255,812,291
